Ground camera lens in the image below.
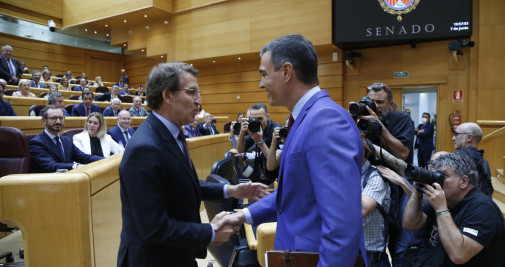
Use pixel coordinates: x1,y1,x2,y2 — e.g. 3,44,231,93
278,127,289,139
233,121,242,135
405,164,445,186
248,118,261,133
357,119,381,136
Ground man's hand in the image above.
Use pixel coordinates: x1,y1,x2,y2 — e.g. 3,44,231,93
423,183,448,212
418,129,425,134
227,181,269,201
249,127,263,143
359,106,382,126
11,76,18,83
376,166,404,186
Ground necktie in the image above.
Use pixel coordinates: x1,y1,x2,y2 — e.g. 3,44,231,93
178,130,192,165
54,136,64,158
8,60,15,76
209,125,214,135
124,131,129,143
193,128,196,137
287,114,294,134
86,107,90,116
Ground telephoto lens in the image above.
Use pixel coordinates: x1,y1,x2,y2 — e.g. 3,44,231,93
357,119,382,136
405,164,445,186
349,96,377,116
248,117,261,133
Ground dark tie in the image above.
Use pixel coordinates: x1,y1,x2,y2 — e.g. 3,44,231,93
209,126,214,135
287,114,294,134
193,128,197,137
54,136,64,158
124,131,129,143
178,130,192,165
86,107,90,116
8,60,15,76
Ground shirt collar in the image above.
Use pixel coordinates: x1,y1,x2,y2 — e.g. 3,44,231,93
291,86,321,120
152,111,180,141
44,129,58,139
117,125,128,132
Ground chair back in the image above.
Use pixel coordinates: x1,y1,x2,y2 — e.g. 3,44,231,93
69,95,80,100
211,157,237,185
61,128,84,139
64,104,75,115
223,121,232,133
4,89,18,96
0,127,30,177
95,86,109,93
29,104,46,116
121,95,133,103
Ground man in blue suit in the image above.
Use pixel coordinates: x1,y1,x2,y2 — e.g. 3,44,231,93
0,45,21,85
72,78,87,91
0,82,16,116
415,112,434,168
184,116,202,138
71,91,101,116
29,70,47,88
29,105,103,173
230,35,366,266
107,110,135,148
102,98,122,117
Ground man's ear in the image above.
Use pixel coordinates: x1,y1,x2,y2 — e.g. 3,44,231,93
162,89,173,104
459,175,470,189
282,62,294,82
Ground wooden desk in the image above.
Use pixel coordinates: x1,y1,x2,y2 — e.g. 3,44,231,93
0,134,232,266
0,116,146,134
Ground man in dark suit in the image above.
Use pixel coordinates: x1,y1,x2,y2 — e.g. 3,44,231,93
415,112,435,168
118,83,131,96
29,70,47,88
71,91,101,116
117,62,268,266
229,35,366,266
107,110,135,148
72,78,88,91
184,116,202,138
121,69,130,85
103,98,122,117
198,112,220,135
0,82,16,116
94,85,122,102
0,45,21,85
128,96,149,117
29,105,103,173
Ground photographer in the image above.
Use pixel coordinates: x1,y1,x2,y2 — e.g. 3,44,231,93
199,112,219,135
403,153,505,267
237,103,281,157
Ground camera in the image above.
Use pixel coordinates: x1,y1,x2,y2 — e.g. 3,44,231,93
48,20,56,32
357,119,382,136
405,164,445,186
233,118,262,134
233,121,242,135
278,127,289,140
349,96,376,116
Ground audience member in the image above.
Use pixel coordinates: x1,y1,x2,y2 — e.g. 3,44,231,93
44,84,59,99
453,122,493,197
73,112,121,157
118,83,130,96
92,76,104,87
134,85,146,96
103,98,122,117
59,77,70,91
121,68,129,85
403,152,505,267
184,116,202,138
42,65,49,71
129,96,148,117
415,112,435,168
95,84,121,102
13,79,36,98
47,92,68,116
107,110,135,148
228,112,246,149
0,82,16,116
114,76,125,88
19,61,29,74
65,71,75,83
404,108,411,116
78,87,92,100
41,69,52,83
30,70,47,88
0,45,21,85
198,112,220,135
29,105,103,173
71,91,101,116
73,78,88,91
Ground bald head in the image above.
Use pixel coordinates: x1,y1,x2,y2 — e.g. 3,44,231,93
453,122,482,150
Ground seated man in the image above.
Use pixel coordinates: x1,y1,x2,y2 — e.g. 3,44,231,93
29,105,103,173
72,78,88,91
71,91,101,116
94,84,122,102
198,112,220,135
107,110,135,148
30,70,47,88
103,98,122,117
403,152,505,267
0,82,16,116
118,83,131,96
129,96,149,117
184,116,202,138
30,92,68,116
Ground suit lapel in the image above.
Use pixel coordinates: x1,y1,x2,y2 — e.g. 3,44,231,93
41,131,66,162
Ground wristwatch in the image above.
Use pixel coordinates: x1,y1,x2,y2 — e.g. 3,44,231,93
256,140,265,147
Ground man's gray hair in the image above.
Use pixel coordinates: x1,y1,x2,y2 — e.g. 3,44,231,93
32,70,41,76
1,45,12,52
146,62,199,110
432,153,478,187
111,98,121,105
112,85,119,90
48,92,63,104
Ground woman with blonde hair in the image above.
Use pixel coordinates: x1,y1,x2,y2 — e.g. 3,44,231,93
44,84,59,98
58,77,70,91
41,69,52,83
93,76,104,87
73,112,122,157
13,79,36,97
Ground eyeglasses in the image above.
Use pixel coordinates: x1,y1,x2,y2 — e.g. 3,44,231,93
454,131,471,136
366,82,393,100
180,88,201,99
47,116,65,122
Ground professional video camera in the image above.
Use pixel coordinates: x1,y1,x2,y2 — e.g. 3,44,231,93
233,117,262,134
405,164,445,186
357,119,382,136
349,96,377,117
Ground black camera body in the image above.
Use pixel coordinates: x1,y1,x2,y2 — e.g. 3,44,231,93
405,164,445,186
349,96,377,116
357,119,382,136
278,127,289,140
233,118,262,134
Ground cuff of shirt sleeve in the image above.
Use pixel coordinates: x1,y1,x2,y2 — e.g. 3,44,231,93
223,184,229,199
243,208,253,224
210,224,215,242
72,163,78,169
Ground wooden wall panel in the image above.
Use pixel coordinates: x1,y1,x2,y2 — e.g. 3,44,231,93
2,0,63,20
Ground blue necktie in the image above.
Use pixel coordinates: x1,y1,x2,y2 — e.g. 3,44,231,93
54,136,64,158
8,60,16,76
124,131,129,143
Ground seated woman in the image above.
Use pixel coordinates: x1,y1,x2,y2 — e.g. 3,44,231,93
58,77,70,91
73,112,122,157
44,84,59,99
92,76,104,87
41,69,52,83
13,79,36,97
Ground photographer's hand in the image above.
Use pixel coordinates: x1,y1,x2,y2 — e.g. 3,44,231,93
423,183,448,212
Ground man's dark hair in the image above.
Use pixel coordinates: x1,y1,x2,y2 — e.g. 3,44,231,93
422,112,431,120
260,34,319,85
32,70,41,76
82,91,94,98
41,105,61,118
48,92,63,105
0,83,5,91
366,83,393,101
432,153,478,187
146,62,199,110
250,103,268,114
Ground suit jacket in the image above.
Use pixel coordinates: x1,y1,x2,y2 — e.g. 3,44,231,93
0,55,21,84
94,93,122,102
103,106,121,117
415,122,434,151
71,103,101,116
122,74,130,85
117,114,224,266
247,90,365,267
29,131,103,173
128,106,149,117
107,125,135,148
30,80,47,88
118,90,130,96
198,123,220,135
184,124,202,138
73,131,121,157
0,100,17,116
72,86,84,91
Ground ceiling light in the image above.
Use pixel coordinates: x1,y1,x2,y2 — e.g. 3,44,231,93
212,60,216,63
144,14,147,18
161,55,164,58
106,33,109,37
105,24,108,27
145,26,150,29
141,49,144,52
238,57,241,60
124,19,127,23
164,21,168,24
94,31,97,34
85,29,88,31
123,43,127,47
